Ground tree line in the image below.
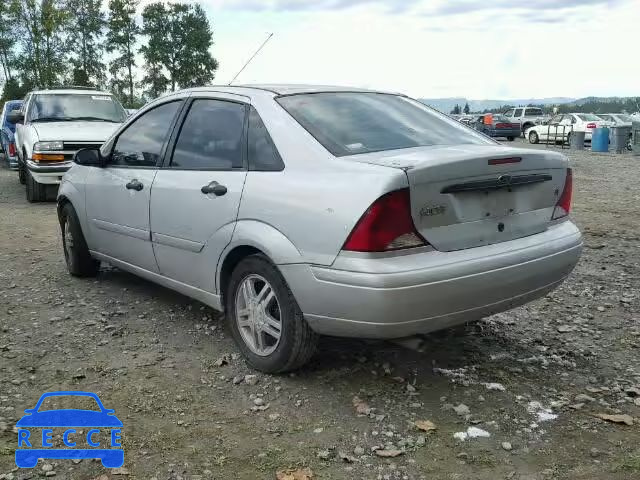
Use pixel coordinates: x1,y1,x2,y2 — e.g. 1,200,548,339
474,99,640,115
450,102,470,115
0,0,218,107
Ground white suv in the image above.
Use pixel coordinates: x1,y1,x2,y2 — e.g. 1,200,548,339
9,88,127,202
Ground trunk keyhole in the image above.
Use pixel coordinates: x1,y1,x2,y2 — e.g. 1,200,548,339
498,222,505,232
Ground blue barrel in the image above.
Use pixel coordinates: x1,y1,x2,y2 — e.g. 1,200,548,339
591,127,609,152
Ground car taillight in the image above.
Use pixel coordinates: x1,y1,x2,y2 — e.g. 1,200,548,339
8,143,16,156
586,123,597,129
495,123,509,128
552,168,572,220
343,189,427,252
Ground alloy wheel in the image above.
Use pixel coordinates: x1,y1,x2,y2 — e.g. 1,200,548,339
63,218,74,261
235,274,282,356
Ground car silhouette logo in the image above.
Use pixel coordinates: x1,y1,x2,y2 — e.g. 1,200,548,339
15,391,123,469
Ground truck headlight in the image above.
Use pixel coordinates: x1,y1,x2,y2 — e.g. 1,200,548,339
34,141,64,151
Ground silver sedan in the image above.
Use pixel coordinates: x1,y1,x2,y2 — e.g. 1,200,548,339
57,85,583,372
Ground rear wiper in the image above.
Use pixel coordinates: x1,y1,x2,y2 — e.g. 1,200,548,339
72,116,120,123
31,117,75,122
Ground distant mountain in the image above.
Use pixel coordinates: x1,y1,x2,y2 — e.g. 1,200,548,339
419,97,576,113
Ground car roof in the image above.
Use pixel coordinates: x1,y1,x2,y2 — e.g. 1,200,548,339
184,84,399,99
30,89,113,95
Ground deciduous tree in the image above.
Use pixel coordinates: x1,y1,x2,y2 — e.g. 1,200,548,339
106,0,138,105
140,2,217,95
65,0,104,87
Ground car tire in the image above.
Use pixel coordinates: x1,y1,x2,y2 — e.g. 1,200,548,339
528,131,539,144
26,170,47,202
507,136,515,141
18,163,26,184
225,254,318,373
60,203,100,277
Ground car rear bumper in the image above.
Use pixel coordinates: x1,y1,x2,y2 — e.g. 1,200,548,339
5,154,19,169
487,128,521,138
281,221,582,339
26,160,72,184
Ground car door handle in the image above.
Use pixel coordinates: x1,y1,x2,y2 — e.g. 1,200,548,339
125,179,143,191
201,181,227,196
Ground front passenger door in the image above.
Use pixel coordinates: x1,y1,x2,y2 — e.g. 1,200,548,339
85,100,183,272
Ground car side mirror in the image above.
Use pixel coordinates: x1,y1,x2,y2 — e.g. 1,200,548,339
7,110,24,125
74,147,103,167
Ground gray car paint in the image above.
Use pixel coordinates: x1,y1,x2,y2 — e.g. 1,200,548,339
58,84,582,339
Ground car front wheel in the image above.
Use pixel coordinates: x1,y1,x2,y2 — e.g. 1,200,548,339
26,170,48,202
226,254,318,373
60,203,100,277
528,131,539,144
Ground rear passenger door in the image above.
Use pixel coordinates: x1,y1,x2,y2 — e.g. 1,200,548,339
149,94,248,292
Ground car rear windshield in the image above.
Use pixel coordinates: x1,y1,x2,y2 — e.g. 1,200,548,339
28,93,127,123
617,114,633,122
276,92,491,157
577,114,602,121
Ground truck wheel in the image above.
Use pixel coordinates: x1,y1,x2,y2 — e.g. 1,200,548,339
225,254,318,373
60,203,100,277
18,163,26,184
26,170,47,202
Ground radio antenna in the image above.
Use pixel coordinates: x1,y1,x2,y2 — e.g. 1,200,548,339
228,33,274,85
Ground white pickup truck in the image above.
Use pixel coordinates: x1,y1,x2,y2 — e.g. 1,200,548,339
501,107,549,137
9,88,127,202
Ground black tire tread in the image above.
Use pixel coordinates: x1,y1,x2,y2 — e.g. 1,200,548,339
26,171,47,202
226,254,318,373
61,203,100,277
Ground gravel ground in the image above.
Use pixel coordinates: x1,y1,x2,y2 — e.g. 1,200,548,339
1,140,639,480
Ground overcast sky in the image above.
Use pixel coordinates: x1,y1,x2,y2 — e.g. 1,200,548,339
195,0,637,100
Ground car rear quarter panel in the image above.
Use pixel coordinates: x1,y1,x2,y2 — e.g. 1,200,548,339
237,94,409,266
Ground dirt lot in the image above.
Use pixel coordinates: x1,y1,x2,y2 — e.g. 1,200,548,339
1,140,639,480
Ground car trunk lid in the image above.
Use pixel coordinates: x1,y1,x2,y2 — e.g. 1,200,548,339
349,144,569,251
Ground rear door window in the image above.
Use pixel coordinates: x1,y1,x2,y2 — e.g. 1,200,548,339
170,99,246,170
514,108,523,117
525,108,543,116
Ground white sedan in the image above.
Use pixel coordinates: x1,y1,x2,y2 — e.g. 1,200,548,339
526,113,612,144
